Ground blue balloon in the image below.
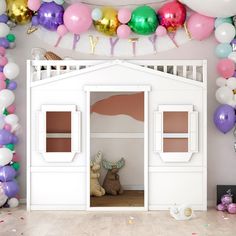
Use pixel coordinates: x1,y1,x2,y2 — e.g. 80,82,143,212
215,17,233,28
215,43,232,58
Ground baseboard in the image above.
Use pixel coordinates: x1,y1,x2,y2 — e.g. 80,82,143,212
19,198,26,205
122,185,144,190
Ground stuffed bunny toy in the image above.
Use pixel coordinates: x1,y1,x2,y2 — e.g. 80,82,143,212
90,151,105,197
102,158,125,196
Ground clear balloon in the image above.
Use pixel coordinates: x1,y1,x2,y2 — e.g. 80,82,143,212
187,13,214,41
0,148,13,167
215,23,236,43
3,62,19,79
158,1,186,33
215,86,233,104
214,104,236,133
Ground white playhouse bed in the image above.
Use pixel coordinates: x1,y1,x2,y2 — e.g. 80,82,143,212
27,60,207,211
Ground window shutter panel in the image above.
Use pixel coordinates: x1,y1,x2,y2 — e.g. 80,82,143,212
189,111,198,153
154,111,163,152
71,111,81,153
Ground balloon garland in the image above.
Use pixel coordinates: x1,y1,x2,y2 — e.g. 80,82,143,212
0,1,21,208
213,18,236,134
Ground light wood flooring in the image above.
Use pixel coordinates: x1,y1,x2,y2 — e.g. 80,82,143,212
90,190,144,207
0,206,236,236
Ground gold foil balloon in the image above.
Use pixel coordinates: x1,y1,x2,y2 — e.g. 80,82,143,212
6,0,33,25
94,7,120,36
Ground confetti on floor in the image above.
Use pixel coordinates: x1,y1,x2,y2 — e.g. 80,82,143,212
0,220,4,223
128,216,135,225
203,223,210,227
192,233,197,236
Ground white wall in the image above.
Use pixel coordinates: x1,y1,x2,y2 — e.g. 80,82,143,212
12,24,234,205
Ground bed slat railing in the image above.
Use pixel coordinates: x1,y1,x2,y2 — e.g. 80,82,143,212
30,60,206,84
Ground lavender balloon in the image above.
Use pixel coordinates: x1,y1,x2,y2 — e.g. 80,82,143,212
228,203,236,214
2,180,19,198
37,2,64,31
216,203,226,211
0,14,8,23
7,81,17,90
214,105,236,134
221,193,233,205
0,38,9,49
0,129,16,145
0,166,16,182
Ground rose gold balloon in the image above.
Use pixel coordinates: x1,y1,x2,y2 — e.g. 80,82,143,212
158,1,186,32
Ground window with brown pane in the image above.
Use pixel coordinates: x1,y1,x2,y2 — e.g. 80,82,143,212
163,111,188,152
46,112,71,152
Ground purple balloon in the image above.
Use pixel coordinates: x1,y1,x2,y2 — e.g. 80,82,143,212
7,81,17,90
0,38,9,49
38,2,64,31
214,105,236,134
231,38,236,47
216,203,226,211
0,14,8,23
11,135,18,144
233,71,236,77
31,15,39,26
228,203,236,214
0,66,3,72
0,129,16,145
2,180,19,198
0,166,16,182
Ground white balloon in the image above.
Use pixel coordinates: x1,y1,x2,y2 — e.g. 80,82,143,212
0,148,13,166
226,77,236,89
0,89,15,108
215,86,233,104
0,187,7,207
179,0,236,17
0,115,5,129
0,22,10,38
216,77,227,87
0,0,6,15
215,23,236,43
7,198,19,208
5,114,19,126
3,62,20,80
228,52,236,63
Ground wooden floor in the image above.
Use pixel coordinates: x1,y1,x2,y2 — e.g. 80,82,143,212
90,190,144,207
1,206,236,236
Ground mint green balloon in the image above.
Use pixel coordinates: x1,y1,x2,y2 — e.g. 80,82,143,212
215,43,232,58
215,17,233,28
128,6,158,35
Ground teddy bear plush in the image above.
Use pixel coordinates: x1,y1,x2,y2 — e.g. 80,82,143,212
90,151,105,197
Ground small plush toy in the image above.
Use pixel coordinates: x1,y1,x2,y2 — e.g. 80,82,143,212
102,158,125,195
90,151,105,197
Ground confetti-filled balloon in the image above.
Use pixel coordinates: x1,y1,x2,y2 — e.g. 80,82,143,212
6,0,33,25
94,7,120,36
128,6,158,35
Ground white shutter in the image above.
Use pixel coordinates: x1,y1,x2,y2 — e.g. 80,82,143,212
154,111,163,152
71,111,81,153
37,111,45,153
189,111,198,153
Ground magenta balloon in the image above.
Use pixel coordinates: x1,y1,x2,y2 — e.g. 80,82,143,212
0,166,16,182
217,59,235,78
213,104,236,133
2,180,19,198
63,3,92,35
187,13,214,41
228,203,236,214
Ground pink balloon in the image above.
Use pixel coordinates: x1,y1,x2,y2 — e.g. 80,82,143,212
7,104,16,114
0,80,6,90
217,59,235,78
0,47,5,56
63,3,92,35
0,57,8,67
28,0,41,12
118,8,131,24
117,25,131,39
0,72,6,80
155,25,167,37
4,124,11,131
187,13,214,41
12,153,20,162
57,25,68,37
